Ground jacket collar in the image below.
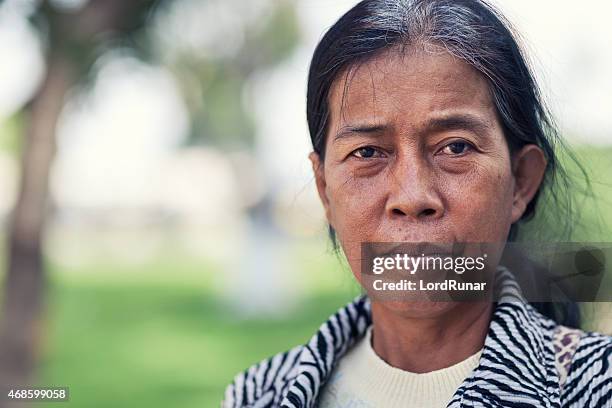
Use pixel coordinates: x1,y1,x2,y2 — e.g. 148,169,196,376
280,266,560,407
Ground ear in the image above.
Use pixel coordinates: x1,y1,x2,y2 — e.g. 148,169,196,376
510,144,547,223
309,151,332,224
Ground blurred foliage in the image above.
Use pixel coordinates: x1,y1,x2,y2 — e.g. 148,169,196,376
29,0,163,83
24,0,300,151
160,0,301,149
519,146,612,241
1,0,301,400
0,114,24,155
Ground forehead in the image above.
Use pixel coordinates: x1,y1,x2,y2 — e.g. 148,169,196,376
328,46,496,130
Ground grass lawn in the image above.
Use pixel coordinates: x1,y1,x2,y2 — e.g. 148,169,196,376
34,253,357,408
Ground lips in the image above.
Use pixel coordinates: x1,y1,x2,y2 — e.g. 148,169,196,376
370,242,458,258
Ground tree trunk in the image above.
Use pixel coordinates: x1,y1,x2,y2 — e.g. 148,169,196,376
0,54,72,401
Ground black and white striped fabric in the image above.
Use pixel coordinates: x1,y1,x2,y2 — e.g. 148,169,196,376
222,267,612,407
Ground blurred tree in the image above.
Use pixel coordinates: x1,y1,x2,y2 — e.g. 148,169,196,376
0,0,300,398
152,0,300,149
0,0,166,395
150,0,302,317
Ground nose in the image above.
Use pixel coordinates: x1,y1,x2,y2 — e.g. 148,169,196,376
385,157,445,221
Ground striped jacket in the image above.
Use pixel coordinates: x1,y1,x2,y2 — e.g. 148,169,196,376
223,267,612,407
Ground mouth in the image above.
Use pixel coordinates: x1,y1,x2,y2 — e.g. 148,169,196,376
371,242,459,259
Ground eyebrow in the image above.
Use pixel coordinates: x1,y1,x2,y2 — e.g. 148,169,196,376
422,114,491,139
331,113,491,142
333,124,388,142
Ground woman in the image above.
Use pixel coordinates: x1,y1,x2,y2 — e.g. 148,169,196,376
223,0,612,407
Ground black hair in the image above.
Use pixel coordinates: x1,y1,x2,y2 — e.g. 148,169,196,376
306,0,589,328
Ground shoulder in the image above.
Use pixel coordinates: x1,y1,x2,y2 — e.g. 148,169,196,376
568,327,612,368
562,328,612,407
221,344,305,408
221,295,372,407
572,328,612,367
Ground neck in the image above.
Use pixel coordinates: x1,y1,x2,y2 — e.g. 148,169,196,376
370,301,493,373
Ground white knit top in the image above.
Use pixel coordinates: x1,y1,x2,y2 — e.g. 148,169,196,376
318,326,483,408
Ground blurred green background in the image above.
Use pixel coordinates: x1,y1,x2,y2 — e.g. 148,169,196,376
0,0,610,407
34,245,360,408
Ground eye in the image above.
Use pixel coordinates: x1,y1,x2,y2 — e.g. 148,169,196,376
351,146,385,159
440,141,473,156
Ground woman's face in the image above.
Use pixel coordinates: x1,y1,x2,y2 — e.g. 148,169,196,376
310,46,546,289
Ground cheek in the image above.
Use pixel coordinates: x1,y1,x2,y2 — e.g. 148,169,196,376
324,167,387,268
326,168,384,235
445,162,515,241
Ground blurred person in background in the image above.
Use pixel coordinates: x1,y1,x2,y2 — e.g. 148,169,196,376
223,0,612,407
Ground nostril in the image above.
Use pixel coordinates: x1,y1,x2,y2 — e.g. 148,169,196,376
420,208,436,217
392,208,406,216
